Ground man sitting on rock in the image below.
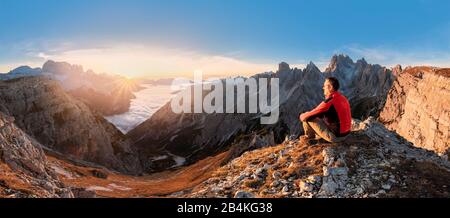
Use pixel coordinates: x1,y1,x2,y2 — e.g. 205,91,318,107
299,77,351,143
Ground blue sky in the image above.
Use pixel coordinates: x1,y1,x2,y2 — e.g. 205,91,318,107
0,0,449,78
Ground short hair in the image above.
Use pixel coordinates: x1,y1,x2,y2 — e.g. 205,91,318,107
326,77,340,91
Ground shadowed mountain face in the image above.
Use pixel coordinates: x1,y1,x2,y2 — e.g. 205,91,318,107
0,60,143,116
127,55,396,173
0,77,142,174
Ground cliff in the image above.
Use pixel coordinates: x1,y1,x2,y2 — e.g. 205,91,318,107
379,67,449,158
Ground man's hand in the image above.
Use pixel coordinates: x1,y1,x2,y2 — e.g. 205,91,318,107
299,113,306,122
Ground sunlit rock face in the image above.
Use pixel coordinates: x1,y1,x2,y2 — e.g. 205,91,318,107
0,77,142,174
380,67,450,157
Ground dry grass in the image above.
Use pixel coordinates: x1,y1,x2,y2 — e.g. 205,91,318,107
0,163,46,197
403,66,450,77
46,151,229,198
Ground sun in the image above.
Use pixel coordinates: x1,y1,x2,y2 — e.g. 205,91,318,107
110,78,140,101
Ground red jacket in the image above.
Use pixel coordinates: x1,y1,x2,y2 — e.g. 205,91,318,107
300,91,351,136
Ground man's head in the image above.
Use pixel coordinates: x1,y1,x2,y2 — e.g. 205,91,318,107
323,77,339,97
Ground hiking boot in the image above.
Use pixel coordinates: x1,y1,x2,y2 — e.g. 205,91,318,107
299,135,318,145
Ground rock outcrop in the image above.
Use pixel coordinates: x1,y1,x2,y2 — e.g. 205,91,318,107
179,118,450,198
0,112,73,198
0,77,142,174
379,67,450,157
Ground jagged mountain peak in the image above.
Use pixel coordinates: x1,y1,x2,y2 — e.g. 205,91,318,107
391,64,403,76
42,60,84,74
325,54,355,73
304,61,321,75
356,57,368,66
278,62,291,72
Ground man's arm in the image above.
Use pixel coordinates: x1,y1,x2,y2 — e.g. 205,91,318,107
299,99,332,122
